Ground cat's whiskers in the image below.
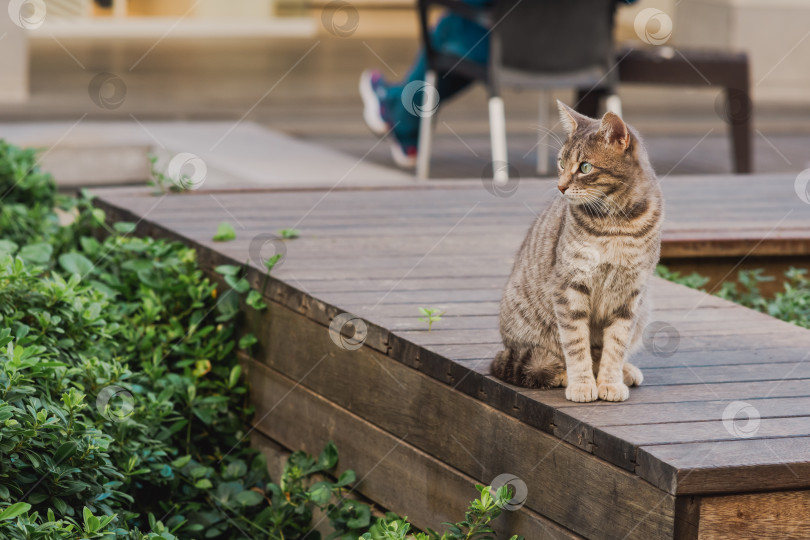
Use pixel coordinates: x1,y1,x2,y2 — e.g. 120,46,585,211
584,189,632,223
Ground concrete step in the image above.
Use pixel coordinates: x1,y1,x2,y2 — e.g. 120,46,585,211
0,121,414,189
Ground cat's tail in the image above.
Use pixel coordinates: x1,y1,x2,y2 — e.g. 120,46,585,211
491,347,561,389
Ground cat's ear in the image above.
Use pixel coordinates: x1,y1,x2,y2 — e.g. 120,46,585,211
599,112,631,150
557,100,590,136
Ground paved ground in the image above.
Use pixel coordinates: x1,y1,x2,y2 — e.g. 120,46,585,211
2,33,809,182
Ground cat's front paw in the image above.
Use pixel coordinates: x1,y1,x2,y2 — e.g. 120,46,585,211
623,362,643,387
598,382,629,402
565,381,598,402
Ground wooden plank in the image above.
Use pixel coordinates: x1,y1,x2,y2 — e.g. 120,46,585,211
434,345,810,366
637,437,810,494
92,179,810,510
557,396,810,428
697,490,810,539
245,359,584,540
591,416,810,473
244,300,676,540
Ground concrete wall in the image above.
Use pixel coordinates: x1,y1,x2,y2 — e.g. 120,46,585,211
0,8,29,102
671,0,810,104
617,0,810,104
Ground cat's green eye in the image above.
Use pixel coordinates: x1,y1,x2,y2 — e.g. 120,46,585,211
579,162,594,174
557,158,564,170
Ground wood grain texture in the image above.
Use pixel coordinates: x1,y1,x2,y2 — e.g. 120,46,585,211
698,490,810,539
243,300,675,540
91,178,810,503
245,359,585,540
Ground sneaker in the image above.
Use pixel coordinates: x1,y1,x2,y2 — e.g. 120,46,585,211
360,69,418,169
359,69,389,136
388,137,417,169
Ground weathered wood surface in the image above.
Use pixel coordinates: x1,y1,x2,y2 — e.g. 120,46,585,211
242,299,674,539
697,490,810,539
244,356,586,540
92,176,810,506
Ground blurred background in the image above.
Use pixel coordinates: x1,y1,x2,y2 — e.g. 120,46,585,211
1,0,809,186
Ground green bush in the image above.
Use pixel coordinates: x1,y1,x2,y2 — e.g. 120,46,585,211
657,264,810,328
0,142,523,539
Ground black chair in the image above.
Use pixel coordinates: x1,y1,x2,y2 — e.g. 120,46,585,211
416,0,622,179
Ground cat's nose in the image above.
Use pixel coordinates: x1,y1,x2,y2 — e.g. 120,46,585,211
558,185,568,194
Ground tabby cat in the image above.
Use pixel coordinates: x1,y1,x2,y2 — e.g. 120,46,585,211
491,101,663,403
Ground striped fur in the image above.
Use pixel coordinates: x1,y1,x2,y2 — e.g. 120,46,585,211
491,101,662,402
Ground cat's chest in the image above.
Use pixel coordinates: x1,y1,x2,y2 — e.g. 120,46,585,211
560,236,642,274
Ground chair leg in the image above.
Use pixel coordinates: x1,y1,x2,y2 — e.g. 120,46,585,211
488,95,508,182
605,94,623,117
726,87,753,173
416,70,438,180
536,90,549,176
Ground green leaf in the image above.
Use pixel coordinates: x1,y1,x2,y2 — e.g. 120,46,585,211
194,479,213,489
214,264,240,276
59,252,95,276
53,441,79,464
317,441,339,471
264,253,282,273
19,242,53,265
346,503,371,529
336,469,355,487
228,365,242,388
225,275,250,294
0,240,18,257
171,455,192,468
92,208,106,224
212,222,236,242
278,228,300,239
216,290,240,322
224,460,247,479
308,481,332,506
0,502,31,521
246,290,267,310
238,334,257,350
113,221,136,234
235,490,264,507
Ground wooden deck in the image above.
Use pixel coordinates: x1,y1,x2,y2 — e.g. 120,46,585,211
92,173,810,540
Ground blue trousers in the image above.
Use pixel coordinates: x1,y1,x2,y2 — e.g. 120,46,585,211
383,6,491,147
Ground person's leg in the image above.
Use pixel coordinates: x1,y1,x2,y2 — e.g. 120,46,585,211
384,13,490,146
360,7,490,167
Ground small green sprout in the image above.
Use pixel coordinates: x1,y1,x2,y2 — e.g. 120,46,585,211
147,154,182,194
213,222,236,242
261,253,283,294
418,307,444,332
279,228,301,239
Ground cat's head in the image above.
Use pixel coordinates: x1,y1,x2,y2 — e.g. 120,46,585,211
555,100,654,209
